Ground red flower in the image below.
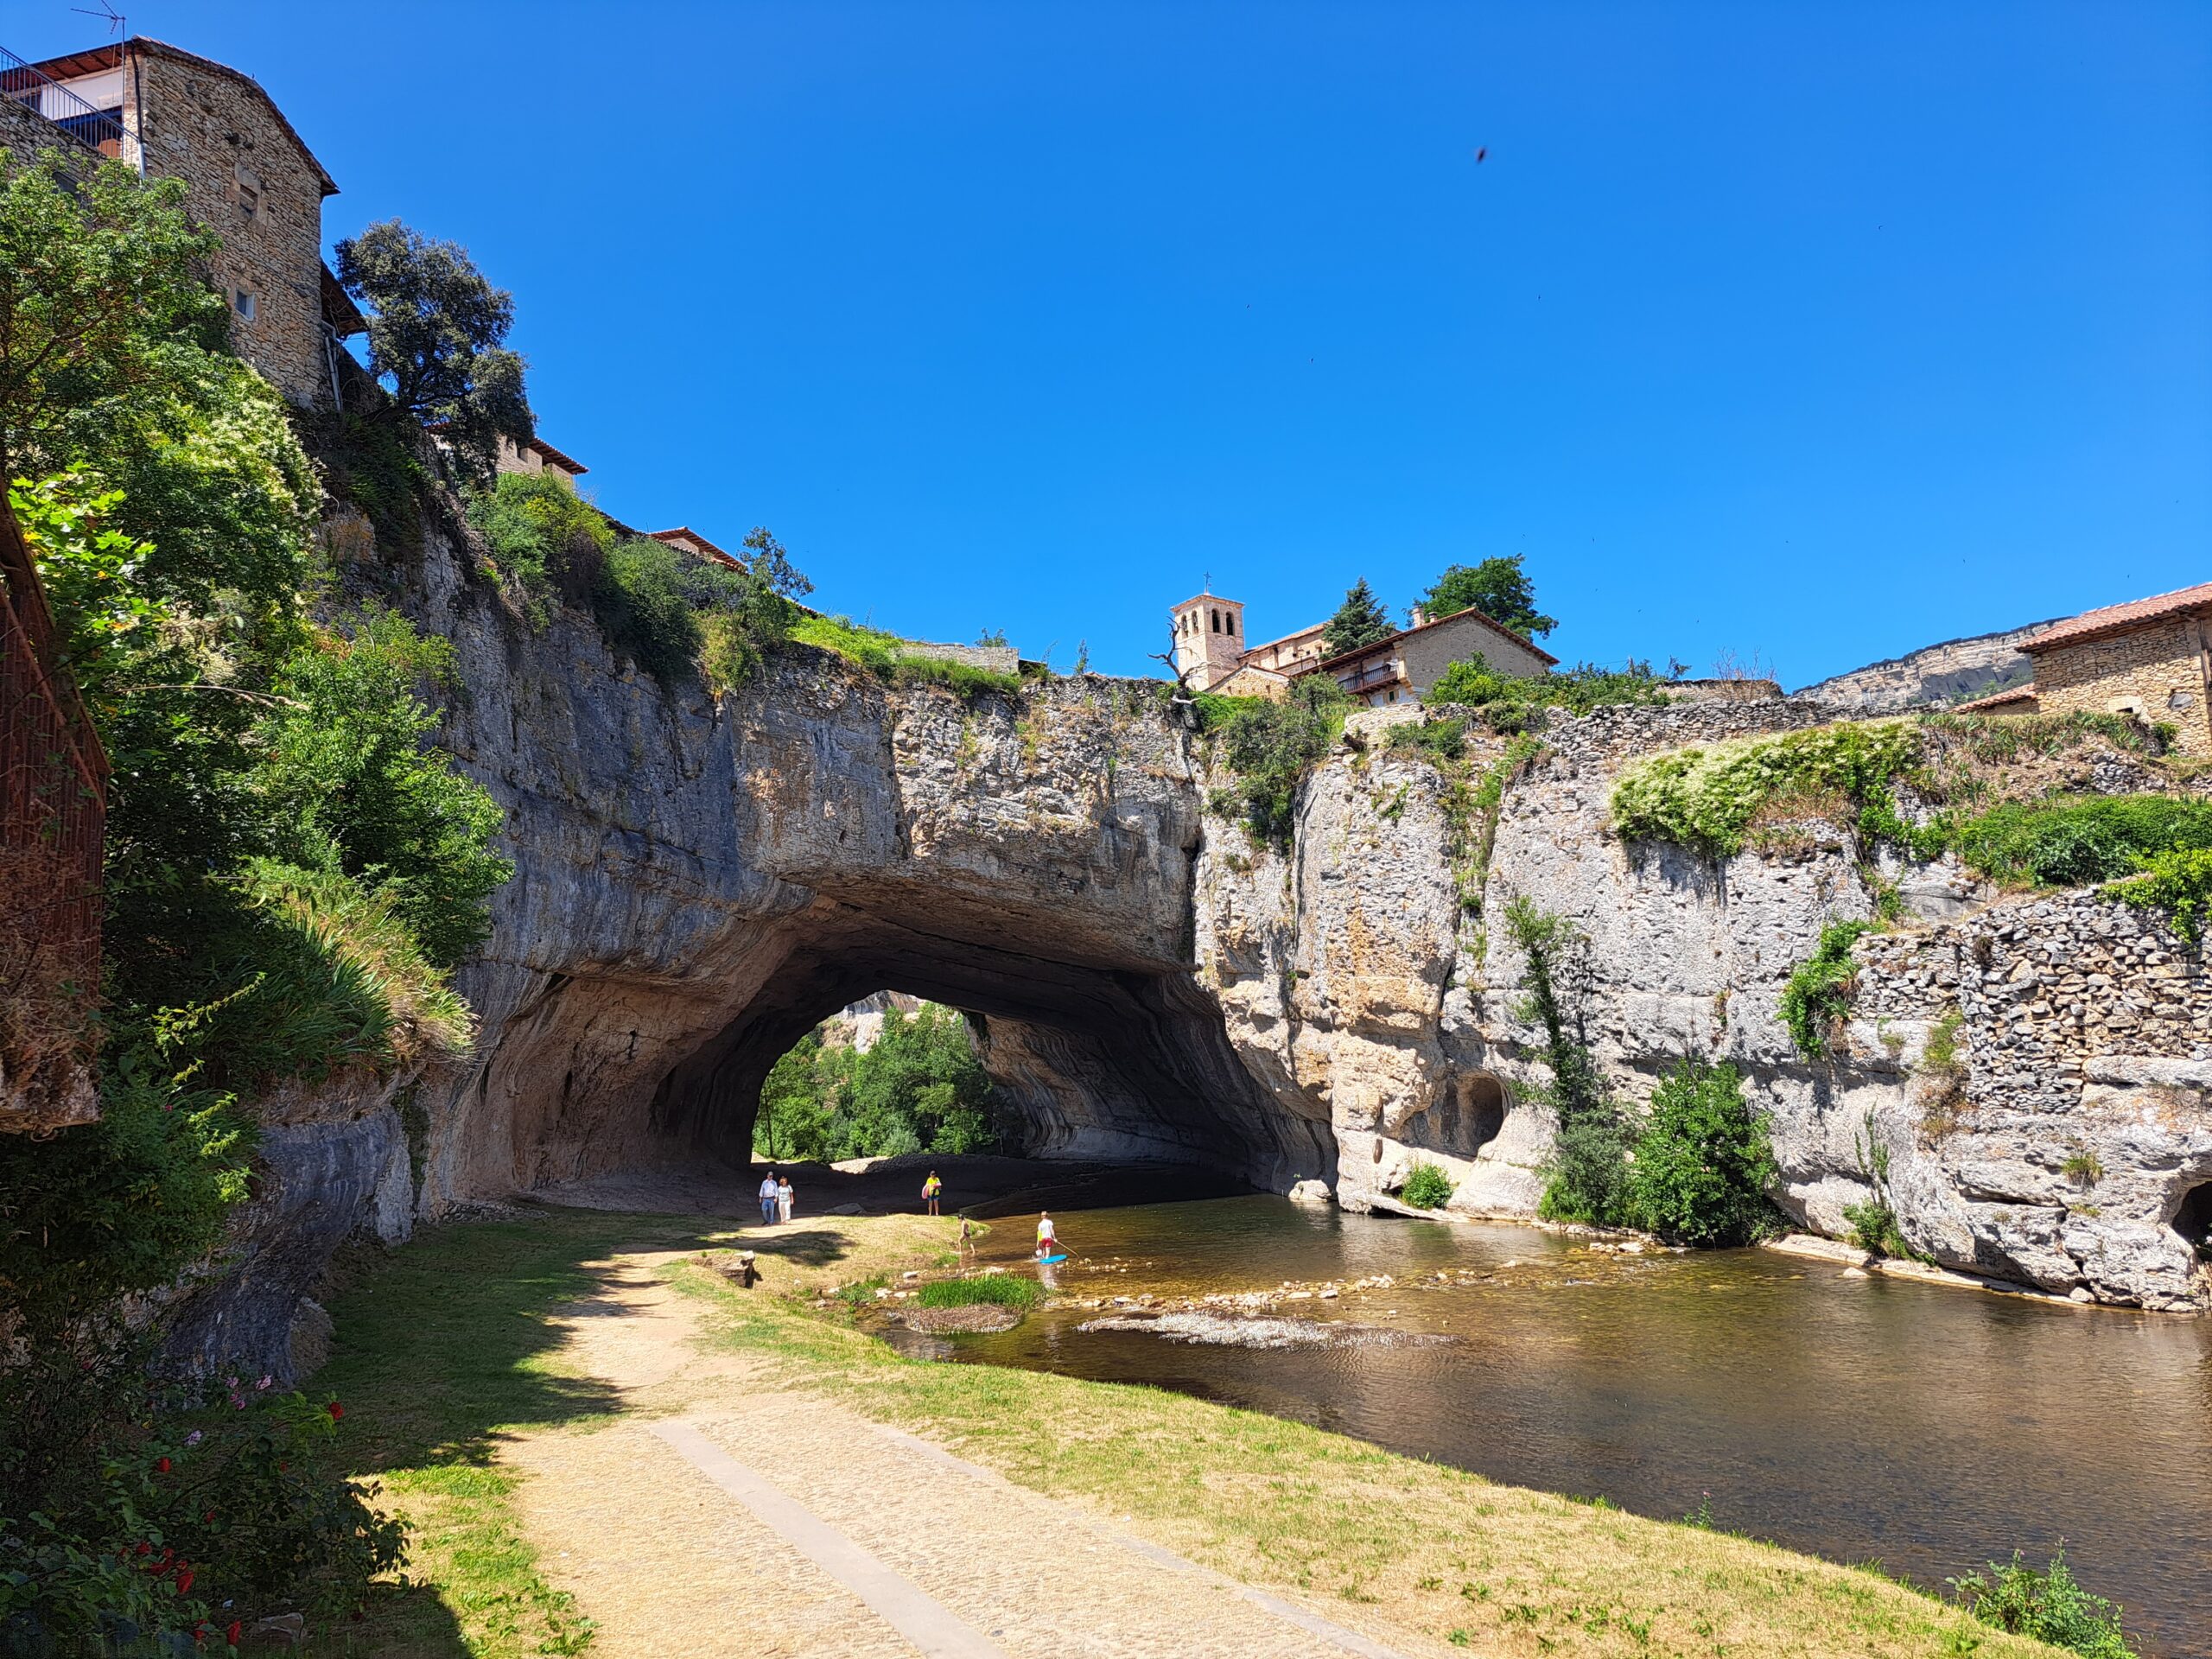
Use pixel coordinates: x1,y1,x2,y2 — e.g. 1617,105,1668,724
155,1457,171,1473
327,1401,345,1421
226,1622,242,1647
175,1567,194,1595
202,1510,215,1523
136,1541,151,1556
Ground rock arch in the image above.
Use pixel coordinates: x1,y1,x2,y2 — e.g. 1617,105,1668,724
416,639,1334,1208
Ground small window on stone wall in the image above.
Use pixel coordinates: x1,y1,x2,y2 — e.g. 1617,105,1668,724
2170,688,2196,711
232,289,257,321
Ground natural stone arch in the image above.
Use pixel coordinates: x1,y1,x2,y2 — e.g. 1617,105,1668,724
2174,1181,2212,1259
1396,1070,1510,1161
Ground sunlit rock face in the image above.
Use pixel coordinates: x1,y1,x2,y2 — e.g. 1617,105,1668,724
184,517,2206,1390
1198,699,2210,1311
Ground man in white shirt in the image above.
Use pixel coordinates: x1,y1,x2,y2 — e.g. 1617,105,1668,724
759,1173,780,1227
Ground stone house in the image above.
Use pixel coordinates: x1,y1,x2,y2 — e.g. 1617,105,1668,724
1313,606,1556,707
1172,587,1554,703
1956,581,2212,755
493,434,589,484
4,36,357,407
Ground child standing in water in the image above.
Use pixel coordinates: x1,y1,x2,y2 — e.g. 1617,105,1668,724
1035,1211,1058,1259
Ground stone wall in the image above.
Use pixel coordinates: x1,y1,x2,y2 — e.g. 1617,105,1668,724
2028,613,2212,756
129,45,333,407
1399,610,1552,690
896,640,1020,673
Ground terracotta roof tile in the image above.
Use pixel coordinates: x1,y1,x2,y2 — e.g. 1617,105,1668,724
2024,581,2212,652
1310,604,1560,676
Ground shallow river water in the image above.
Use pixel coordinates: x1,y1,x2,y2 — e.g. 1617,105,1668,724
937,1196,2212,1656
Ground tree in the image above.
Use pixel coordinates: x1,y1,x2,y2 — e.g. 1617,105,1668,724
334,219,532,483
0,152,223,480
1323,578,1394,656
741,525,815,600
1421,555,1557,640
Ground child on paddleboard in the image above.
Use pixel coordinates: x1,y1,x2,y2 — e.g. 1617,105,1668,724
1035,1211,1060,1261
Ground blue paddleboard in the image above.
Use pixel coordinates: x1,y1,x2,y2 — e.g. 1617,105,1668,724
1037,1252,1068,1265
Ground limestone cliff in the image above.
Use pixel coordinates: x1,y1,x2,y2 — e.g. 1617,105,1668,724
178,518,2210,1380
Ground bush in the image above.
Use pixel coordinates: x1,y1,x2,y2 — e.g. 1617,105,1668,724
2104,846,2212,949
790,613,1024,701
465,468,613,604
1503,899,1631,1225
1950,1551,2138,1659
1206,676,1352,849
753,1002,999,1162
915,1274,1042,1310
1401,1162,1455,1211
1611,722,1925,859
1953,796,2212,888
1624,1058,1779,1246
1430,654,1671,728
1777,920,1871,1060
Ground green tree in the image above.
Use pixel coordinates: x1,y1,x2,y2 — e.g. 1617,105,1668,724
1421,555,1557,640
0,152,224,479
1323,578,1394,656
334,219,532,484
1624,1058,1780,1246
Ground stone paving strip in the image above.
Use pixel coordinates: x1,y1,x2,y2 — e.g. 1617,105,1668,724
683,1397,1397,1659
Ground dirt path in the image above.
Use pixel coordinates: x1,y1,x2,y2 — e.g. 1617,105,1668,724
504,1251,1410,1659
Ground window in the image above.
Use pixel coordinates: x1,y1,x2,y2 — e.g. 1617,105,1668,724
233,289,257,321
238,181,259,219
1228,612,1238,636
1210,610,1220,633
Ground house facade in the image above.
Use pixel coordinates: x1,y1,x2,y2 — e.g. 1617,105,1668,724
1167,587,1554,704
1312,605,1557,707
5,37,353,407
1956,582,2212,756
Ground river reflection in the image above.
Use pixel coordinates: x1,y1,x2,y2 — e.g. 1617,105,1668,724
945,1195,2212,1657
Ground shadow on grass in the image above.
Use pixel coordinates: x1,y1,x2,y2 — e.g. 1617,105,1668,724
307,1207,733,1656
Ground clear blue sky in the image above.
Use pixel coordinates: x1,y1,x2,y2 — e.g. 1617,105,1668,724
17,2,2209,683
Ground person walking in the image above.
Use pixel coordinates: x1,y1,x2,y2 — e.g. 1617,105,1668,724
758,1172,779,1227
922,1171,943,1216
777,1174,795,1225
1035,1211,1058,1260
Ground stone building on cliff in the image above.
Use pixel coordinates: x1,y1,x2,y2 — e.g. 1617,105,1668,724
1956,580,2212,754
1172,587,1554,704
3,35,358,406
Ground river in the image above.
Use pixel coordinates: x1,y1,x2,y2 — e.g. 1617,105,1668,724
926,1195,2212,1657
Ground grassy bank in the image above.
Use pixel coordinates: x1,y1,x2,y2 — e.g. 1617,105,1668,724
316,1206,2066,1659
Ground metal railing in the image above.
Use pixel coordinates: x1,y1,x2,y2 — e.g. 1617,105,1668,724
1335,659,1404,695
1,45,128,156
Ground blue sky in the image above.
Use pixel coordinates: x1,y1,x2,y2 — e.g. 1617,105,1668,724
17,2,2209,683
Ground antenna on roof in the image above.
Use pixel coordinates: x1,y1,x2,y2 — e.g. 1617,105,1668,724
70,1,124,35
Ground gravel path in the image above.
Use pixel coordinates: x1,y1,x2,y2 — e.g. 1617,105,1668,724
505,1251,1408,1659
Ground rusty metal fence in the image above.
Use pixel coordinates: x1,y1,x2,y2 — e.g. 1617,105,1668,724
2,499,106,1132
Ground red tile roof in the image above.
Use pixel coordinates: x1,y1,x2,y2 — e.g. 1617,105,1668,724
1309,604,1560,676
1952,685,2040,713
651,527,739,567
519,435,587,476
2023,581,2212,653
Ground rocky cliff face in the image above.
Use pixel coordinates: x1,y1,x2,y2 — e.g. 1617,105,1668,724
184,523,2209,1380
1201,699,2212,1310
1795,621,2055,713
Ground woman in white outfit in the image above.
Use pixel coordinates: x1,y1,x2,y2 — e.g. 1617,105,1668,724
777,1175,795,1224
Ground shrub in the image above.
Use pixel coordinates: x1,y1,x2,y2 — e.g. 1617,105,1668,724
1953,796,2212,888
789,613,1023,701
1777,920,1871,1060
1624,1058,1780,1246
1503,899,1630,1225
1949,1551,2138,1659
753,1002,999,1162
1402,1162,1455,1210
915,1274,1043,1310
465,468,612,603
1207,676,1352,849
2104,846,2212,948
1431,655,1671,728
1611,722,1924,860
1842,1199,1908,1258
1387,716,1468,764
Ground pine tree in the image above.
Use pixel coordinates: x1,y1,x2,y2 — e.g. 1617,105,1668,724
1323,578,1394,656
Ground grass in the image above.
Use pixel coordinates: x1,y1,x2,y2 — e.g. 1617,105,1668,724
315,1207,2072,1659
789,612,1027,699
913,1272,1041,1309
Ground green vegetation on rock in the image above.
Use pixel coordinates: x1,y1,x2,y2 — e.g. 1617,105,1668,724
791,612,1028,700
2,151,510,1649
1777,920,1872,1061
1199,676,1354,849
1402,1162,1456,1211
2103,847,2212,949
1428,654,1673,732
916,1274,1043,1310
